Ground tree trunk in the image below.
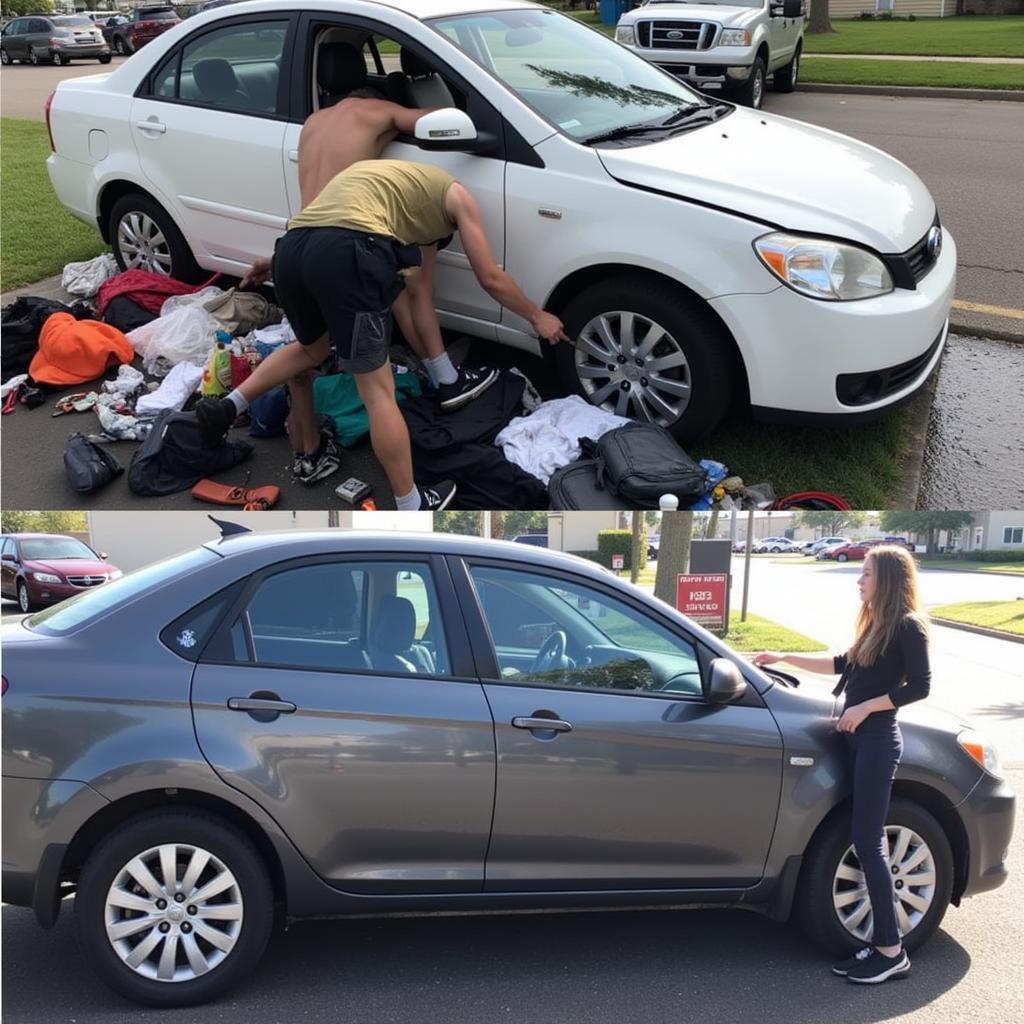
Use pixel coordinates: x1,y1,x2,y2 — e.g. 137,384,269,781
491,511,506,541
654,512,693,606
807,0,834,35
630,512,643,584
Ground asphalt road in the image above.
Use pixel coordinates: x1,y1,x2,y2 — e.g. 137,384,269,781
0,56,131,120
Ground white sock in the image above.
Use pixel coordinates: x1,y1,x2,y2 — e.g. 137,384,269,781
225,389,250,414
394,486,421,511
424,352,458,387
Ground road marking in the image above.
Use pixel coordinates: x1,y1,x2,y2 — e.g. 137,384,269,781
952,299,1024,321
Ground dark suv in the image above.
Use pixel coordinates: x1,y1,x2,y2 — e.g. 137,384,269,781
106,4,179,55
0,14,111,65
1,529,1014,1007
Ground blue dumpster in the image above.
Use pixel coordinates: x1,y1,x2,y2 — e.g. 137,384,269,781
600,0,631,27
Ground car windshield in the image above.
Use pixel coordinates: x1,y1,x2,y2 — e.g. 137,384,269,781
427,7,710,142
644,0,764,7
54,16,94,27
27,547,218,636
20,537,97,560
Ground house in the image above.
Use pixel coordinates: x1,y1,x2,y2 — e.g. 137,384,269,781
818,0,957,18
954,511,1024,553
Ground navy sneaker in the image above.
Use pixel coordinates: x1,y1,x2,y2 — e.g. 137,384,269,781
846,948,910,984
417,480,456,511
832,947,873,976
437,366,498,411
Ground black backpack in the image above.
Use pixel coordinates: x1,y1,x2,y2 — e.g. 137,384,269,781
1,296,94,378
64,433,124,494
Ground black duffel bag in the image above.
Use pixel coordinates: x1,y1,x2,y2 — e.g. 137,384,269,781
594,423,707,507
64,433,124,494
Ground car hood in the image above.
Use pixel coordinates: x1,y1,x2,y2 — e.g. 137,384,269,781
597,105,935,252
27,558,113,576
621,3,762,27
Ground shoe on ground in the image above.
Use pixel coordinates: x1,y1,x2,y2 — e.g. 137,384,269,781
438,366,499,412
417,480,456,511
195,396,235,448
296,433,341,486
832,947,873,976
845,948,910,984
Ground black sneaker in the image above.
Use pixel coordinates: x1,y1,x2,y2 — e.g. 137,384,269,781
195,396,236,448
437,366,499,412
417,480,457,511
832,947,873,976
846,948,910,984
296,433,341,485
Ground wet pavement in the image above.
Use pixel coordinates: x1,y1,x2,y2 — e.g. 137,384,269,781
918,334,1024,509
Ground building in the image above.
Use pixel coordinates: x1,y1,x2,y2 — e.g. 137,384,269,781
546,512,629,553
953,511,1024,553
817,0,957,18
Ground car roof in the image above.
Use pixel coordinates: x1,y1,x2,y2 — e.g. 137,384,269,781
2,533,78,540
189,0,536,22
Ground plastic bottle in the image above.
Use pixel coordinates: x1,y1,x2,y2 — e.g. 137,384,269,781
202,332,234,396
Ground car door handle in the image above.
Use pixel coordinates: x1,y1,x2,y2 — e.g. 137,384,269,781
135,119,166,134
227,697,297,713
512,716,573,733
287,148,299,163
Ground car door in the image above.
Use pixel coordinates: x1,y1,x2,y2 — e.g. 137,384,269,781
190,554,496,894
130,14,294,271
457,559,784,891
0,539,15,597
2,20,25,60
767,2,796,68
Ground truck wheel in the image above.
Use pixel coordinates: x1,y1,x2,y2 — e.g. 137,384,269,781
75,810,274,1007
109,192,203,282
115,36,130,56
735,57,766,109
553,277,740,443
774,44,801,93
796,798,953,955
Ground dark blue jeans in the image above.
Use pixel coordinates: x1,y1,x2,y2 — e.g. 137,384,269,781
845,710,904,948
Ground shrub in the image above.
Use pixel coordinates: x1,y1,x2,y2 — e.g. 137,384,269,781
595,530,648,572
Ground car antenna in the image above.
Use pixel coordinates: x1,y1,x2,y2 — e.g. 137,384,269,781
208,515,252,538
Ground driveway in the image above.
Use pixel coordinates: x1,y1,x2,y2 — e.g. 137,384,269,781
0,56,130,120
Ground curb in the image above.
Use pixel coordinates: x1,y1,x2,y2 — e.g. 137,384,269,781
949,319,1024,345
890,363,937,511
931,616,1024,645
919,565,1024,578
800,83,1024,102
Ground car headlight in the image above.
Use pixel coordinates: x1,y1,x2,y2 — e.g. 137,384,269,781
753,233,894,301
615,25,636,45
719,29,751,46
108,570,123,580
958,729,1003,778
31,572,61,584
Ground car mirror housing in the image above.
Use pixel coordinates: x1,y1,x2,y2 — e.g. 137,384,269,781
414,108,487,152
706,658,748,704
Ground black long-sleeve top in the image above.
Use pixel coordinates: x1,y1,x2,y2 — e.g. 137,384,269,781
833,614,931,710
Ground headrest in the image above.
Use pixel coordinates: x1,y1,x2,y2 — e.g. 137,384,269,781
400,47,437,79
193,58,242,102
369,595,416,654
317,41,367,95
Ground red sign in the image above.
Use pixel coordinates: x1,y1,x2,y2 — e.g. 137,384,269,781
611,554,625,570
676,573,729,629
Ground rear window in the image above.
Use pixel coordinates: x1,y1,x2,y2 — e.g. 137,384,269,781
27,547,219,636
54,17,94,27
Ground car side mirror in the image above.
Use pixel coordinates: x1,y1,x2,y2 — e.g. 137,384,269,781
773,0,803,16
414,108,496,154
99,552,108,560
706,658,748,704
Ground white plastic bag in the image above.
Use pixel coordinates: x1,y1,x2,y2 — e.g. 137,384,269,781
61,253,119,298
159,287,224,318
128,305,221,377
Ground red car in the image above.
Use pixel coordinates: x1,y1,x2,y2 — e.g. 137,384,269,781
820,539,885,563
0,533,122,613
108,5,179,55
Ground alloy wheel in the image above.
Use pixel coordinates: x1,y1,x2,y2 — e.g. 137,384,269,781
793,53,799,88
1,49,10,66
752,68,764,109
573,310,692,426
17,583,30,613
104,843,244,983
117,212,173,275
832,825,937,942
29,48,39,65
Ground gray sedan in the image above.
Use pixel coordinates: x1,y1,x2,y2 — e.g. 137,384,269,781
1,529,1014,1006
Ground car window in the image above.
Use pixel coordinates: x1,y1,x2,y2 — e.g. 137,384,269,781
469,565,702,697
31,19,51,33
54,17,94,28
235,561,451,676
19,537,97,560
1,538,12,557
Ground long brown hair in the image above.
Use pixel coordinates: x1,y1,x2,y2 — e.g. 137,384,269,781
849,546,928,667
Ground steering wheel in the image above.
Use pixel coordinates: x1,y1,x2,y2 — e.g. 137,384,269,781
530,630,568,676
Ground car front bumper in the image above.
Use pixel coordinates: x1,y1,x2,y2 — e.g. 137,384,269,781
25,577,109,606
957,770,1015,899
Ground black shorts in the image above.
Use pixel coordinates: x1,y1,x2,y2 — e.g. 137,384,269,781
272,227,419,374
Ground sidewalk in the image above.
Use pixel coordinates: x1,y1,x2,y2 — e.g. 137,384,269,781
809,53,1024,64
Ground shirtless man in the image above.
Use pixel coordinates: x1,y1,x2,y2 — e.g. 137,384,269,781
197,158,568,512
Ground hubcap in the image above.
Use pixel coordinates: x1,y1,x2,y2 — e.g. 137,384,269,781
117,212,173,275
793,55,799,87
104,843,243,983
18,586,29,612
753,70,764,108
574,310,692,426
832,825,937,942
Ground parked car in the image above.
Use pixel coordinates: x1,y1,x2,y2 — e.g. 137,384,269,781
882,535,917,552
615,0,805,110
100,14,129,47
512,533,548,547
819,539,884,563
0,533,122,612
0,13,111,65
648,533,660,560
804,537,851,557
84,10,123,26
105,4,179,55
45,1,955,444
2,528,1012,1006
753,537,800,554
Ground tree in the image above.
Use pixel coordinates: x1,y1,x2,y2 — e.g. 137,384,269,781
505,511,548,538
491,511,507,541
807,0,833,35
794,510,868,538
630,511,643,584
1,511,87,534
654,512,693,606
433,511,482,535
2,0,53,15
879,511,974,555
645,510,660,530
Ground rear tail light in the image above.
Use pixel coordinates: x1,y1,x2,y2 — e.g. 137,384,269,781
49,36,60,45
44,90,56,151
2,677,8,697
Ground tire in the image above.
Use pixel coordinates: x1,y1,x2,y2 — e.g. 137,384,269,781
17,580,36,614
836,553,849,562
109,192,204,282
114,36,130,56
774,43,801,93
56,53,70,66
554,277,739,443
796,798,954,955
74,810,274,1008
733,57,766,109
99,54,112,64
28,47,40,65
0,48,11,66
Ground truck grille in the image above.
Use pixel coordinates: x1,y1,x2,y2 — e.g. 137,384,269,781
67,575,107,588
637,21,716,51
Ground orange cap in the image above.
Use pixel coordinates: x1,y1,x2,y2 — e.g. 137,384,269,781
29,313,135,387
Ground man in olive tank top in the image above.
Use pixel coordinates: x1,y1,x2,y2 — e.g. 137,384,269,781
195,159,568,512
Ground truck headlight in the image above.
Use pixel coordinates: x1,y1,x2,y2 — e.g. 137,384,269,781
32,572,61,584
615,25,636,45
753,233,894,301
958,729,1003,779
719,29,751,46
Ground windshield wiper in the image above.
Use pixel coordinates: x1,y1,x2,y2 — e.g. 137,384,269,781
582,123,676,145
660,101,733,128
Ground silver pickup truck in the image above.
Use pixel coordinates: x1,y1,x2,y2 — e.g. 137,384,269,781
614,0,805,109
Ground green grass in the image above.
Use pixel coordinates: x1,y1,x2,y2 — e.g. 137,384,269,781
919,560,1024,575
1,118,106,291
724,611,827,652
801,56,1024,89
802,16,1024,58
930,601,1024,636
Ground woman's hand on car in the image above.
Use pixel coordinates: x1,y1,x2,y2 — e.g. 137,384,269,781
241,256,273,290
751,651,783,667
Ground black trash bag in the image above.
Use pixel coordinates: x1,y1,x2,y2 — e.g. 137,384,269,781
2,296,95,379
103,295,157,334
128,410,253,497
594,423,707,508
64,432,124,494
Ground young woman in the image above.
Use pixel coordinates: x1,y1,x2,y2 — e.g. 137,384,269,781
753,545,931,984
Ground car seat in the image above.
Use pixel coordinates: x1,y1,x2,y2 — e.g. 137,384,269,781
317,40,367,107
387,47,454,108
367,595,436,675
193,58,250,107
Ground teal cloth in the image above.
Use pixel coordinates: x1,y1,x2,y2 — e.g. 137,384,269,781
313,370,422,447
